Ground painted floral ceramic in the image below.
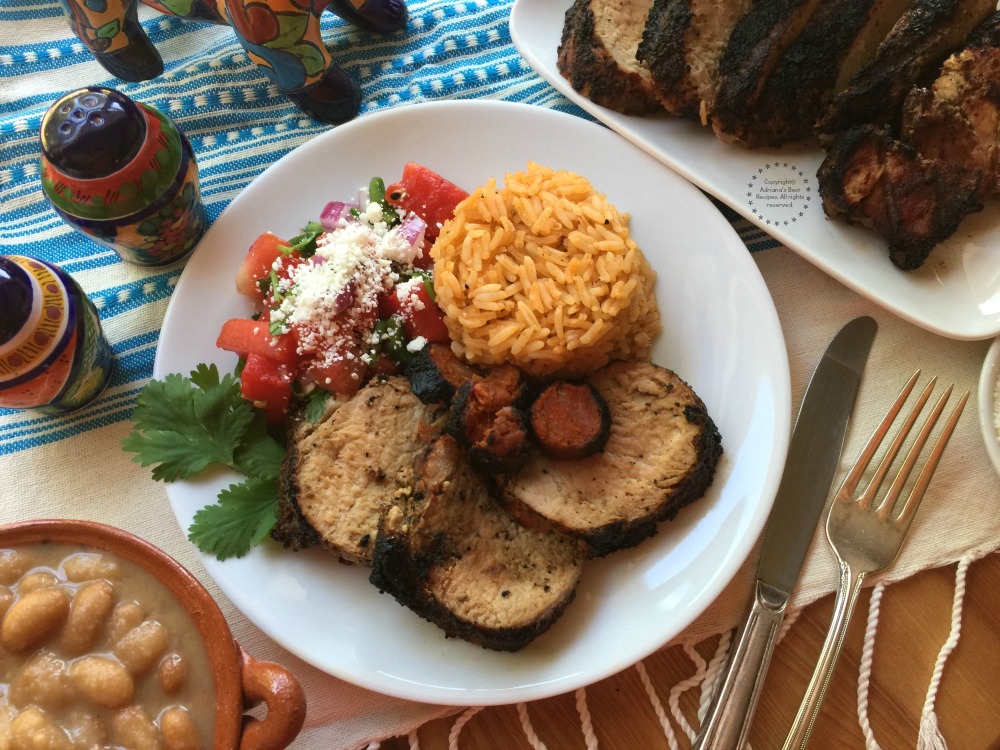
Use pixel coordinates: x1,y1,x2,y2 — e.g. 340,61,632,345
56,0,407,123
40,87,207,266
0,255,114,413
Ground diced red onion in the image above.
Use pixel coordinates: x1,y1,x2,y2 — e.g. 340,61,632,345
333,280,356,315
398,213,426,249
320,200,356,230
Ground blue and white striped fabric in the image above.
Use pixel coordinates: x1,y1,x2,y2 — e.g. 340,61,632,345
0,0,775,455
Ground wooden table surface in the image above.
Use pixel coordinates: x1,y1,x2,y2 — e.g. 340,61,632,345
383,550,1000,750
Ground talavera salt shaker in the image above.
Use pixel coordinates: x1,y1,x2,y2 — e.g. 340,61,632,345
39,87,207,267
0,255,114,414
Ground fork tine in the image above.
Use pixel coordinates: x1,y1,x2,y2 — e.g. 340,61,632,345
865,376,937,514
837,370,921,507
888,388,969,525
875,383,950,519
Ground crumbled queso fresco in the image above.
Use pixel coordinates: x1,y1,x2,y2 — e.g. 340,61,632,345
268,200,424,369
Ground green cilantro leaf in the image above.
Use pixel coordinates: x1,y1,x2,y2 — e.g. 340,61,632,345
233,412,285,478
281,221,323,258
122,365,256,482
302,388,333,424
187,477,279,560
123,364,286,560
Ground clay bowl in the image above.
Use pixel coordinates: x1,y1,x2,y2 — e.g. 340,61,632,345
0,518,306,750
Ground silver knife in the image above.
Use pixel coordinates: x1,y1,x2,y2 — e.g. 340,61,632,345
691,315,878,750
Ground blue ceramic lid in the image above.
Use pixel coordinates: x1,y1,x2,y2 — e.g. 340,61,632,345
40,87,145,180
0,256,32,346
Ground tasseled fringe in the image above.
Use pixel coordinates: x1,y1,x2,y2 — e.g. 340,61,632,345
447,707,483,750
394,555,975,750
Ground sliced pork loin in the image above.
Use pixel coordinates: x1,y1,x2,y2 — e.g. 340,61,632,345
818,124,983,270
818,0,996,140
725,0,913,147
708,0,826,143
636,0,752,120
370,434,586,651
271,377,447,564
901,47,1000,198
495,361,722,558
557,0,663,115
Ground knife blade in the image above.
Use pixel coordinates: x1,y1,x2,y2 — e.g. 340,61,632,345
691,315,877,750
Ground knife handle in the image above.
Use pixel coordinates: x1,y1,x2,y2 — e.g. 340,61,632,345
691,580,787,750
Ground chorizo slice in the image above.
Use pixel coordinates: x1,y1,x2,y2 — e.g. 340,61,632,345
529,381,611,460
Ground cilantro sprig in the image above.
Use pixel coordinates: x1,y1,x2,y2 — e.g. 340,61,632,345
122,364,284,560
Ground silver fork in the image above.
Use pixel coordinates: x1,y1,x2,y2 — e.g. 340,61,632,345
781,371,968,750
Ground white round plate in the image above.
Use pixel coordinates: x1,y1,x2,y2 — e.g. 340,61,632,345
978,337,1000,477
155,100,791,705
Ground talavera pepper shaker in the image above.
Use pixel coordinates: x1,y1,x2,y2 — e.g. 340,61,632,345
0,255,114,414
39,87,207,267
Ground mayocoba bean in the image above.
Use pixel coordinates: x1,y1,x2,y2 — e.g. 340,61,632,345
1,586,70,652
157,653,186,694
10,651,73,710
115,620,170,675
0,546,212,749
68,655,135,708
62,579,115,654
161,706,203,750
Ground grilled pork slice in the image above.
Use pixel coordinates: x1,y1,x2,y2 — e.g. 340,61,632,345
965,8,1000,47
729,0,913,147
558,0,662,115
708,0,825,143
370,434,586,651
818,124,983,270
901,48,1000,198
271,377,447,564
406,342,479,405
818,0,996,139
496,361,722,558
636,0,752,119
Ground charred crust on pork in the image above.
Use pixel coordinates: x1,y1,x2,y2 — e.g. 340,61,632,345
710,0,824,142
726,0,912,147
557,0,663,115
271,408,324,552
636,0,696,116
818,0,996,139
496,361,722,558
369,435,586,651
818,124,983,269
901,48,1000,198
405,342,480,405
965,9,1000,48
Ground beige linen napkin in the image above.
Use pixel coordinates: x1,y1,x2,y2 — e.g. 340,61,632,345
4,246,999,750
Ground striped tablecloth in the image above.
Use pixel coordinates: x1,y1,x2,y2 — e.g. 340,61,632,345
3,2,997,749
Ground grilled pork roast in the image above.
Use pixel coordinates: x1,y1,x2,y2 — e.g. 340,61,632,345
497,361,722,558
901,47,1000,198
558,0,662,114
818,0,995,139
369,434,586,651
817,124,983,269
637,0,753,119
560,0,1000,269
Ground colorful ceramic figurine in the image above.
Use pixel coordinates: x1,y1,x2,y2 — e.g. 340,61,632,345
59,0,408,123
0,256,114,414
39,87,207,267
